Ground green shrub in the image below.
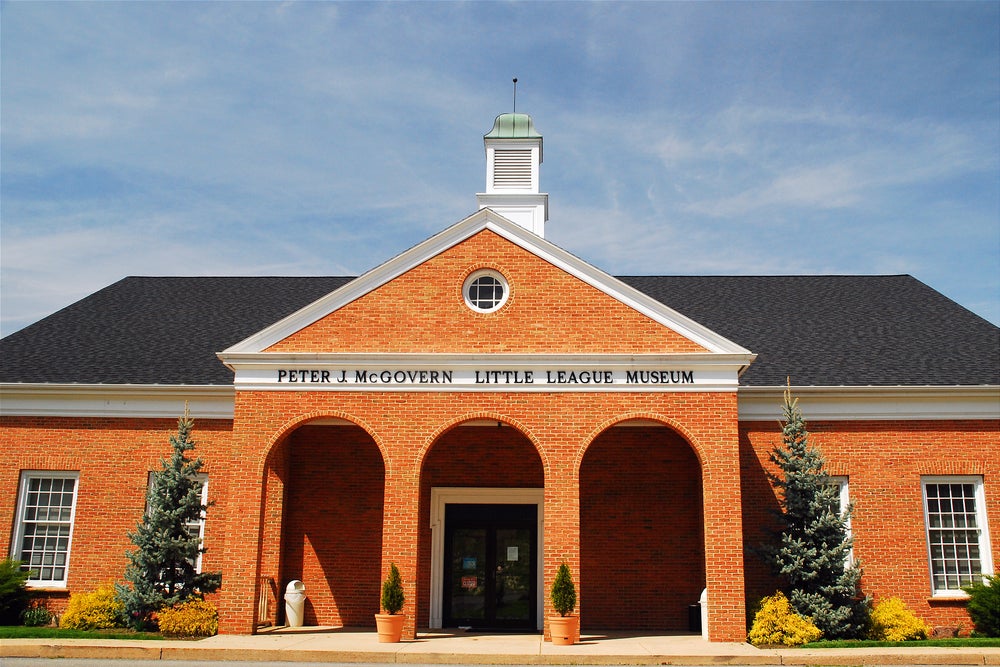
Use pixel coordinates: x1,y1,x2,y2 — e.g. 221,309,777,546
550,562,577,617
157,598,218,637
380,562,404,615
869,597,929,641
749,591,823,646
20,604,53,627
0,559,32,625
59,584,124,630
964,575,1000,637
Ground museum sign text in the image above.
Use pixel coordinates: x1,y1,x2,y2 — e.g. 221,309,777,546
274,367,695,387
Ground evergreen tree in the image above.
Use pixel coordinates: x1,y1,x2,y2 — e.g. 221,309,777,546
118,409,221,629
763,385,869,639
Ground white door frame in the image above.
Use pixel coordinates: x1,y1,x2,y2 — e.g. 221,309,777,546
429,487,544,630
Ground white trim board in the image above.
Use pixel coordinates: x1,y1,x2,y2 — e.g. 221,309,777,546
738,385,1000,421
218,352,751,393
2,383,996,422
0,384,235,419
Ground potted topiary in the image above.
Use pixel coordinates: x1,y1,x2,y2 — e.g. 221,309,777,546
548,562,578,645
375,562,405,642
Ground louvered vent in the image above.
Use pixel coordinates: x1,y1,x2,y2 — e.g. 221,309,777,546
493,149,532,188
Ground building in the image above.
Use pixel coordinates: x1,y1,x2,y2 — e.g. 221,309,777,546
1,113,997,642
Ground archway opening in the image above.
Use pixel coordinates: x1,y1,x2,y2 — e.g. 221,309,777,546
580,421,704,631
419,420,544,631
276,422,385,627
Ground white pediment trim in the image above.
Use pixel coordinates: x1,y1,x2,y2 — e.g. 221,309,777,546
221,209,753,356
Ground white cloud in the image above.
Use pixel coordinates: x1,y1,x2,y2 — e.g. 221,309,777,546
2,1,997,334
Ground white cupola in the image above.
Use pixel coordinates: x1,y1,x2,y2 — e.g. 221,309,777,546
476,113,549,237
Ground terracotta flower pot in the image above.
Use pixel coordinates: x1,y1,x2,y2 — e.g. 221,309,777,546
374,613,405,643
549,614,578,645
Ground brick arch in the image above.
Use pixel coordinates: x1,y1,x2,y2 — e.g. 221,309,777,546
263,413,387,628
417,412,549,479
578,414,706,632
258,410,389,476
576,411,706,474
415,413,547,630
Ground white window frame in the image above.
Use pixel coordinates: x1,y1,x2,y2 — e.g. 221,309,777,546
829,476,853,565
11,471,80,589
922,476,994,597
463,270,509,313
146,472,208,572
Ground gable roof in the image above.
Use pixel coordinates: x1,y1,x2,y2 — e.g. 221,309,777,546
224,210,749,355
2,274,997,388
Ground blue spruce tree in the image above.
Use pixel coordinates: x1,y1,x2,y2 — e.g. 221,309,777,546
764,385,869,639
117,409,221,629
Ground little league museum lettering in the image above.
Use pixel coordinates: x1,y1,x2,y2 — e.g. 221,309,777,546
274,368,695,386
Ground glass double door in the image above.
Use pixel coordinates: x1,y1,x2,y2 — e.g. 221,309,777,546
443,504,537,629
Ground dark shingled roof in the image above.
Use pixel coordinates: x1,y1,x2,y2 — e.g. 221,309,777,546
0,277,352,386
2,275,997,387
618,275,999,387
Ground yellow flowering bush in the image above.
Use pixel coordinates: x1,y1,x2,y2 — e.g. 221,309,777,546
157,598,218,637
59,583,123,629
869,597,930,641
748,591,823,646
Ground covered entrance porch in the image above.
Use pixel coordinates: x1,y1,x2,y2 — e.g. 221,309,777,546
220,389,748,642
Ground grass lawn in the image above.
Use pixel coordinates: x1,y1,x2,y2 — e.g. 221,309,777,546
802,637,1000,648
0,625,166,640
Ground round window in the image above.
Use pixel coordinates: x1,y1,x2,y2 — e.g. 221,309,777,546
463,270,509,313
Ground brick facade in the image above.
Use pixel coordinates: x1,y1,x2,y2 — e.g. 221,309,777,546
2,409,996,639
741,418,1000,630
0,416,232,615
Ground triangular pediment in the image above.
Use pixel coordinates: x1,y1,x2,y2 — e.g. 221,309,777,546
221,210,752,357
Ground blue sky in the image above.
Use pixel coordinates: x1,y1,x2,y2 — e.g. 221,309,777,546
2,1,998,337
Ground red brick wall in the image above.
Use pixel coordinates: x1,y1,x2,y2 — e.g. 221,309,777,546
741,419,1000,632
279,425,384,626
257,433,290,626
5,407,992,641
581,426,705,630
0,415,233,616
266,230,706,354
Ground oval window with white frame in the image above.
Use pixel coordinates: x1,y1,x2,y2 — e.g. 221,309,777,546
463,270,509,313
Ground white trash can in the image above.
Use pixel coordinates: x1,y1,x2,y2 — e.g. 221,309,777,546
284,580,306,627
699,588,708,640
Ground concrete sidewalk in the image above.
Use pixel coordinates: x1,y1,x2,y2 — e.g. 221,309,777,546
1,627,998,665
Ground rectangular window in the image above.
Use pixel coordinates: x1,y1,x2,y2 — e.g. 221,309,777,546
922,476,994,596
13,471,79,587
146,472,208,572
829,476,850,518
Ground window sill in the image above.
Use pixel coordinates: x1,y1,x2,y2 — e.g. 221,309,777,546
927,594,970,603
26,583,69,592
